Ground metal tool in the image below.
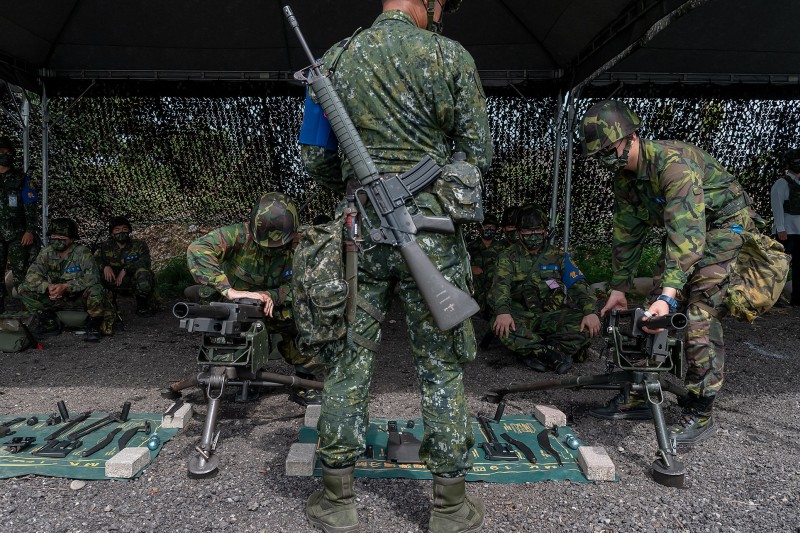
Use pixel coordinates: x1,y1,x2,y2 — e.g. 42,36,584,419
68,402,130,441
536,429,564,466
33,439,83,458
162,399,184,422
3,437,36,453
117,421,152,450
26,416,39,426
477,415,518,461
500,433,537,464
0,417,26,437
44,412,92,441
79,427,123,458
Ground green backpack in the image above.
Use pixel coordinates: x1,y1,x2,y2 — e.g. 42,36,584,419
724,232,790,322
0,314,36,353
291,217,349,359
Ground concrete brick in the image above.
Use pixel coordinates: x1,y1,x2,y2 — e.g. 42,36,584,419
533,405,567,428
285,443,317,477
105,447,150,478
578,446,616,481
162,402,193,429
304,404,321,428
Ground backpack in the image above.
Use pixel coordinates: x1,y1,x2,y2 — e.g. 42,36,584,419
291,217,349,358
724,232,790,322
0,314,36,353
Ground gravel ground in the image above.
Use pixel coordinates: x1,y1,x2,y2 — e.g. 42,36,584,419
1,297,799,533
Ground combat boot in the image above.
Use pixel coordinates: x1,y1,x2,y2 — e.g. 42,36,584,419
670,396,716,447
590,390,653,421
306,464,359,533
135,296,154,317
32,311,62,338
84,316,102,343
541,348,572,375
429,475,485,533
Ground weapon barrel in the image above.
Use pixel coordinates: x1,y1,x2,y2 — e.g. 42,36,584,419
172,302,230,320
644,313,687,330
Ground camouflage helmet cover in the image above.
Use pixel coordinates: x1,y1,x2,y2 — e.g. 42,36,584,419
580,100,641,156
50,217,79,239
517,205,548,230
249,192,298,248
0,136,15,153
500,206,520,228
783,148,800,173
108,215,132,234
482,213,498,227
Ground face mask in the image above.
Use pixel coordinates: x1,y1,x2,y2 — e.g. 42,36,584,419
0,154,13,168
504,230,518,244
521,234,545,250
50,239,68,252
481,229,496,240
114,232,131,243
597,137,632,171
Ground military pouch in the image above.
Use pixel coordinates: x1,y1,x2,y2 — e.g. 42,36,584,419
0,314,35,353
723,232,790,322
433,152,484,224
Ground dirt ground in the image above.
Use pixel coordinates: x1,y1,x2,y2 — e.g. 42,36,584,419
0,296,799,532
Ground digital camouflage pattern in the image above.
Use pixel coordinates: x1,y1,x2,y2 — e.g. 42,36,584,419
301,9,492,475
488,243,595,361
580,100,641,156
187,222,308,367
0,167,38,298
95,238,156,303
18,243,113,319
249,192,298,248
609,137,758,404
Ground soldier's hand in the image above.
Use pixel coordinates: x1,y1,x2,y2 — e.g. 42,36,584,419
600,290,628,317
492,314,515,338
116,269,127,287
103,266,115,283
225,289,274,317
48,283,69,300
471,265,483,276
20,231,34,247
778,231,788,241
642,299,671,334
580,313,601,337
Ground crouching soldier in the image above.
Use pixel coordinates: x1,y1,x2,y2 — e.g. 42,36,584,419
19,218,114,341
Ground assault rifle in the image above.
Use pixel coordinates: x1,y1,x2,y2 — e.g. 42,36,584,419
166,298,323,477
483,308,691,487
283,5,479,331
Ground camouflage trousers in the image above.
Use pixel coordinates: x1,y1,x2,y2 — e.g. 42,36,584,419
103,267,155,298
495,306,589,362
317,229,476,476
0,237,34,298
681,209,755,411
18,282,114,319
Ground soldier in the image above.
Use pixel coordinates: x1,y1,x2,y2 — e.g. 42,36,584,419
489,205,599,373
299,1,491,531
186,192,320,406
19,218,113,342
580,100,758,447
498,206,520,247
467,213,500,314
95,216,157,316
770,149,800,306
0,136,38,312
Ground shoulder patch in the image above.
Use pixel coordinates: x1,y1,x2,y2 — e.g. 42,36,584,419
64,265,82,274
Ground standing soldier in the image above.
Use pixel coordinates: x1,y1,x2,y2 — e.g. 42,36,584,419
299,1,492,531
19,218,113,342
95,216,157,316
187,192,320,405
489,205,599,373
580,100,758,446
0,136,38,312
770,148,800,306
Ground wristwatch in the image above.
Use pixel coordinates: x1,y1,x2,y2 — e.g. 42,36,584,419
657,295,678,312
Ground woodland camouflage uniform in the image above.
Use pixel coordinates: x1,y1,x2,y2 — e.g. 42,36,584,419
0,166,38,304
301,9,492,477
96,237,156,311
466,234,502,314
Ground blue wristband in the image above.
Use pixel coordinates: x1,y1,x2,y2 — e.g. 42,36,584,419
657,295,678,311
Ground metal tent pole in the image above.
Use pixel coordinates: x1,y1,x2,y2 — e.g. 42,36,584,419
41,84,49,243
562,90,578,252
22,96,30,174
549,92,566,237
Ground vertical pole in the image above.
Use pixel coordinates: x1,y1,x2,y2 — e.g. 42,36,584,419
562,90,577,252
22,96,30,174
41,84,49,243
549,91,565,237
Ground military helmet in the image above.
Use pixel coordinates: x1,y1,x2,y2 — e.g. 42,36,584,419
108,215,132,234
517,205,548,230
580,100,641,156
783,148,800,173
444,0,463,13
0,136,15,153
482,213,498,227
50,217,79,239
501,206,520,228
249,192,298,248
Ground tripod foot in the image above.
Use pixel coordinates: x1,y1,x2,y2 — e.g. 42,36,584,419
651,457,686,488
188,452,219,478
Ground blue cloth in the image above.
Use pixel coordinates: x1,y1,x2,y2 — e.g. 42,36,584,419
299,91,338,151
561,253,586,288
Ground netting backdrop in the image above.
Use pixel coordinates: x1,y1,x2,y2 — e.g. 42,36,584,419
2,87,799,251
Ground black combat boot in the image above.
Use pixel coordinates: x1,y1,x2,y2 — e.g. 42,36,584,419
135,296,154,317
84,316,102,342
290,371,321,406
541,348,572,374
429,475,485,533
669,395,716,447
590,390,653,421
306,464,359,533
32,311,62,338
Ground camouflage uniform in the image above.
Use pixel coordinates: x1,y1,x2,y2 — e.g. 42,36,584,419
187,222,307,368
301,10,492,475
466,237,502,314
19,243,112,318
489,243,595,363
95,238,156,307
610,138,756,410
0,167,38,300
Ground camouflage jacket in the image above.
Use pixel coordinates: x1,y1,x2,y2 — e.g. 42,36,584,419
612,138,749,292
488,243,595,317
0,167,37,241
467,237,502,282
24,243,102,294
95,238,152,274
300,10,492,194
187,222,294,305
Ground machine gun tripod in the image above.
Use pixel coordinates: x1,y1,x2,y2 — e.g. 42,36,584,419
165,298,323,477
483,308,690,487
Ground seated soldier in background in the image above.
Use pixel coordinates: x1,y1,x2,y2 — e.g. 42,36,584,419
499,206,521,248
19,218,114,342
467,213,501,315
95,216,157,317
489,205,600,373
187,192,321,405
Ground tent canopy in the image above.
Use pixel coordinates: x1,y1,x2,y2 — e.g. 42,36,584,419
0,0,798,97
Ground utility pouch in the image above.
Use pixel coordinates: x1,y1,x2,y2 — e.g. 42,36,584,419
291,217,348,358
433,152,484,224
724,232,790,322
0,314,35,353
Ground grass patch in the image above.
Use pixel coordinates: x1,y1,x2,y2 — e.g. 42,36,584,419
572,245,661,284
156,255,195,298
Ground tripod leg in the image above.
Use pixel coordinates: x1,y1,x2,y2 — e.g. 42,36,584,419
188,373,225,477
644,377,686,487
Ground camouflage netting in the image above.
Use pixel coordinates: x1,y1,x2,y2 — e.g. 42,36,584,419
1,86,799,254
